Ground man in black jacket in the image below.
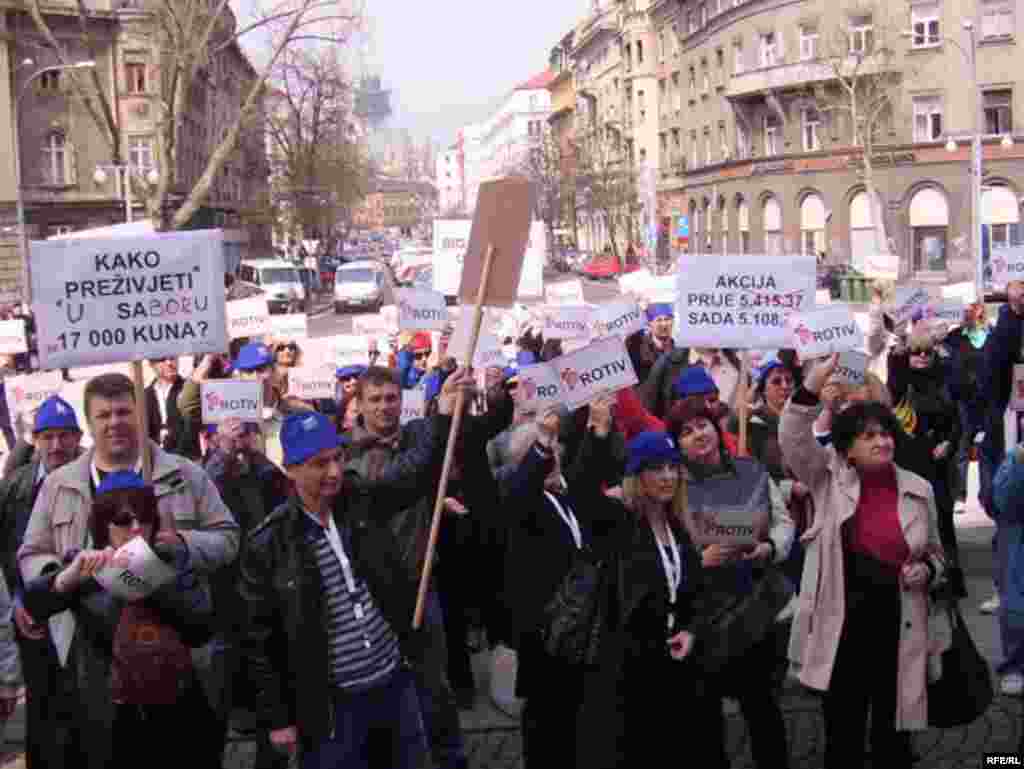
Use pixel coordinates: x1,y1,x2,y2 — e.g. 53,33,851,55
145,356,186,453
0,396,82,768
240,370,471,766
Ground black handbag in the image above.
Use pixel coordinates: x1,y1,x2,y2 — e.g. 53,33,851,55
927,599,994,728
540,550,610,668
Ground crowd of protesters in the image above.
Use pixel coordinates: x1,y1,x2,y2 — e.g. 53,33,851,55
0,276,1017,769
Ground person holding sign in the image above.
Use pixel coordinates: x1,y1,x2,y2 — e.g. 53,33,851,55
667,399,794,769
780,354,946,769
23,471,214,769
625,303,676,386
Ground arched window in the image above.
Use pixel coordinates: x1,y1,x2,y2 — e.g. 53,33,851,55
703,200,712,253
738,200,750,254
849,191,876,273
763,196,782,255
983,185,1021,249
800,194,826,257
43,132,71,186
720,202,729,255
909,187,949,271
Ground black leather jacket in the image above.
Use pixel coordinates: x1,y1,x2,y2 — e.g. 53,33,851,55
238,413,450,747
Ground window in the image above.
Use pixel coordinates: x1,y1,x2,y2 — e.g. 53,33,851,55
983,186,1021,249
849,15,874,54
738,200,750,253
984,90,1013,135
737,121,750,158
690,130,698,167
125,62,146,93
760,32,778,67
981,0,1014,39
763,114,780,156
638,90,646,123
639,148,647,164
800,194,826,258
659,31,666,62
625,44,632,71
672,128,681,158
911,2,940,48
701,65,709,94
705,130,713,165
733,41,744,73
658,79,667,118
637,41,644,65
763,197,782,255
849,191,877,272
909,187,949,271
672,72,681,111
912,95,943,141
672,23,680,56
719,123,728,160
688,66,696,92
39,70,60,92
43,133,69,185
721,206,729,254
802,108,821,151
128,136,154,169
799,26,819,60
660,133,668,157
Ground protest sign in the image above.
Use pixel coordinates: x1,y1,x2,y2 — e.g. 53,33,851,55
787,304,865,358
593,298,645,339
0,319,26,354
991,247,1024,289
433,219,471,297
552,337,638,411
447,310,504,368
201,380,263,423
833,351,869,386
352,306,398,337
815,290,833,306
890,285,931,326
1012,365,1024,411
288,366,337,401
542,306,592,340
941,281,979,304
401,389,426,425
31,230,227,368
4,370,64,426
674,252,816,349
395,288,450,331
267,313,308,340
515,361,563,408
518,221,546,299
922,300,966,327
94,536,176,602
227,297,271,339
546,279,585,306
864,252,898,281
325,335,370,367
684,506,762,547
647,274,679,303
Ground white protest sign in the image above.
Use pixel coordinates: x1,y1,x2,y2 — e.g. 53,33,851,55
687,506,759,547
864,253,898,281
891,285,930,326
447,309,504,368
922,300,966,328
542,306,592,340
647,274,679,303
433,219,471,296
674,252,815,349
227,298,271,339
267,313,308,340
942,281,979,304
619,269,654,297
546,279,585,306
0,319,26,354
833,351,869,386
4,370,64,423
551,337,638,411
1012,365,1024,411
288,366,337,401
815,290,833,306
31,230,227,368
352,306,398,336
518,221,546,299
991,248,1024,289
401,388,426,425
593,298,645,339
787,304,865,358
395,288,450,331
326,335,370,367
94,536,176,601
200,380,263,423
515,361,563,408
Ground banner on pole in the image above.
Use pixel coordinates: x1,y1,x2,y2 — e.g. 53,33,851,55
201,380,263,423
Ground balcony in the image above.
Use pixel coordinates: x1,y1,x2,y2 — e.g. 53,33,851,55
726,56,881,100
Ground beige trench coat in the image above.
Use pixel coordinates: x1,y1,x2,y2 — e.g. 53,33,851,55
779,400,950,731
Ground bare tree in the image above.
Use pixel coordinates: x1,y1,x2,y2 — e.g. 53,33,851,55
573,125,639,259
502,123,568,264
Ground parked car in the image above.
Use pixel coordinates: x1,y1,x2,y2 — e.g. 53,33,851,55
334,259,387,313
580,250,643,280
238,259,305,314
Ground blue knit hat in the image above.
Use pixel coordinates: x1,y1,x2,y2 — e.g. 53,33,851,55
672,366,718,399
646,302,675,322
33,396,80,434
281,411,347,466
335,364,367,380
96,470,146,496
625,431,682,476
756,357,786,386
516,350,537,366
234,343,274,372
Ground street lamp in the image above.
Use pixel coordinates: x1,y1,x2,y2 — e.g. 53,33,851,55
93,165,161,223
13,60,96,302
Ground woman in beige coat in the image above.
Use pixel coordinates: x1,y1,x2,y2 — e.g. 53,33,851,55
779,354,947,769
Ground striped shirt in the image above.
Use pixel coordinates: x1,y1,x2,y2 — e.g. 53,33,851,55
302,511,401,692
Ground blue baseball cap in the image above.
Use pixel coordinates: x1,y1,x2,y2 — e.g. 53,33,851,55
96,470,146,496
646,303,675,322
234,343,274,372
33,395,80,434
625,431,682,476
281,411,348,466
673,366,718,399
516,350,537,366
336,364,367,380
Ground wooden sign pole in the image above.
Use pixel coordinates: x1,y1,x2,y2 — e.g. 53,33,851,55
737,351,751,458
413,244,497,629
132,360,153,482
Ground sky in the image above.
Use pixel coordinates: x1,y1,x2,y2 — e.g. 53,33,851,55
359,0,592,146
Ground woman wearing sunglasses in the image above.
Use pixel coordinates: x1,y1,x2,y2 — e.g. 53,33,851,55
23,471,213,769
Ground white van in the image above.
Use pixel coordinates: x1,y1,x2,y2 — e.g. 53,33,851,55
334,260,386,313
238,259,305,314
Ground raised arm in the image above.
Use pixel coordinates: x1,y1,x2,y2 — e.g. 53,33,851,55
779,355,837,490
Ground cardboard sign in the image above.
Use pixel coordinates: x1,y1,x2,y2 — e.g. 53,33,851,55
542,306,592,340
1012,364,1024,411
674,252,816,349
864,252,898,281
833,351,869,386
267,313,308,340
288,366,337,401
30,230,228,368
4,370,64,422
991,248,1024,289
401,388,426,425
227,297,271,339
942,281,979,304
201,380,263,423
891,286,930,326
593,298,645,339
94,536,176,601
787,304,865,358
685,506,761,547
551,337,639,411
459,176,534,308
546,279,585,306
352,306,398,336
0,319,26,354
447,308,504,368
515,361,563,408
395,288,450,331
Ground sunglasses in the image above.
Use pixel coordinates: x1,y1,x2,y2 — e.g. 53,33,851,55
910,348,934,356
279,343,299,352
109,511,151,528
414,351,431,360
